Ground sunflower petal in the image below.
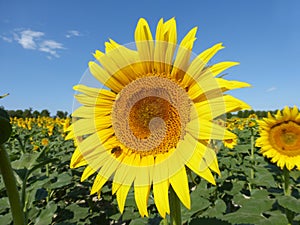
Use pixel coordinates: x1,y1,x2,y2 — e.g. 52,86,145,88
181,43,224,87
116,185,131,213
171,27,197,79
135,18,154,73
134,185,150,217
153,179,170,218
169,167,190,209
90,173,109,195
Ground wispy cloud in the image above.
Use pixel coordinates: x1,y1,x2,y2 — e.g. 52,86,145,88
14,29,44,49
1,29,65,58
0,35,13,43
65,30,80,38
39,40,65,58
266,86,277,92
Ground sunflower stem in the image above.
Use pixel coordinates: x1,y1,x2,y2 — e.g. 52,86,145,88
0,144,25,225
283,167,294,224
248,134,255,192
169,186,181,225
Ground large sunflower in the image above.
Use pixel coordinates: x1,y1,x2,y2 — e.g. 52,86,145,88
67,18,250,217
256,106,300,171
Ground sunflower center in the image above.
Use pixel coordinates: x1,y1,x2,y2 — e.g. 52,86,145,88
112,76,191,155
270,121,300,155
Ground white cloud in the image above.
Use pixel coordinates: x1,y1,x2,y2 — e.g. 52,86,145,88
0,29,65,58
14,29,44,49
266,86,277,92
66,30,80,38
39,40,65,58
0,35,12,43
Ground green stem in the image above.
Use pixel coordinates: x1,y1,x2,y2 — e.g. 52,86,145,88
248,134,255,192
169,186,181,225
162,217,169,225
283,167,294,224
0,144,25,225
283,167,291,196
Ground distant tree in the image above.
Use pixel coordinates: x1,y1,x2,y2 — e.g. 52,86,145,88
56,110,68,118
15,110,24,118
32,110,40,118
23,108,33,118
237,111,243,118
40,109,50,117
226,112,233,119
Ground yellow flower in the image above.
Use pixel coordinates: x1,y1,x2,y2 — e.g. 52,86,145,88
256,106,300,170
33,145,39,151
223,138,237,149
67,18,250,217
41,138,49,146
248,120,256,128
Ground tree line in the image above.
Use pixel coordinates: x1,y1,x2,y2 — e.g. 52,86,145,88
227,109,278,119
0,107,69,119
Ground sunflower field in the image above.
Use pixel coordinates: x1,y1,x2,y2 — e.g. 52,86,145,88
0,114,299,225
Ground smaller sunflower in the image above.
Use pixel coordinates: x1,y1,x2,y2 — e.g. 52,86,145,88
223,138,237,149
256,106,300,170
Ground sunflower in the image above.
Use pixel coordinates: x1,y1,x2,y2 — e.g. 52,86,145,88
256,106,300,171
67,18,250,217
223,138,237,149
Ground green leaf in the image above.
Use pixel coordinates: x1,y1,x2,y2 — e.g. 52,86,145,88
0,197,9,213
234,144,251,153
0,108,12,144
265,211,289,225
50,172,72,189
65,204,89,222
129,217,148,225
181,195,210,222
277,196,300,213
34,202,57,225
252,171,276,187
0,213,12,225
12,152,42,171
201,199,226,218
189,217,231,225
224,212,268,225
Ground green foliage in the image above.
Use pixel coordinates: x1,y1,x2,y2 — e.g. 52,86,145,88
0,118,299,225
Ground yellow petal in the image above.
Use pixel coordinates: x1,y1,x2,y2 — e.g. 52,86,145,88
193,95,251,120
81,165,97,182
178,133,216,184
171,27,197,80
72,106,111,118
90,173,108,195
135,18,154,73
116,185,131,213
70,119,96,136
113,153,137,187
98,155,120,182
105,39,140,81
88,61,124,92
169,167,190,209
153,179,170,218
186,119,236,140
134,185,150,217
74,93,114,108
181,43,224,87
70,147,87,168
154,18,177,74
209,61,239,76
216,78,251,92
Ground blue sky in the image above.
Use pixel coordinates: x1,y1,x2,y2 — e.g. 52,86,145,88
1,0,300,115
